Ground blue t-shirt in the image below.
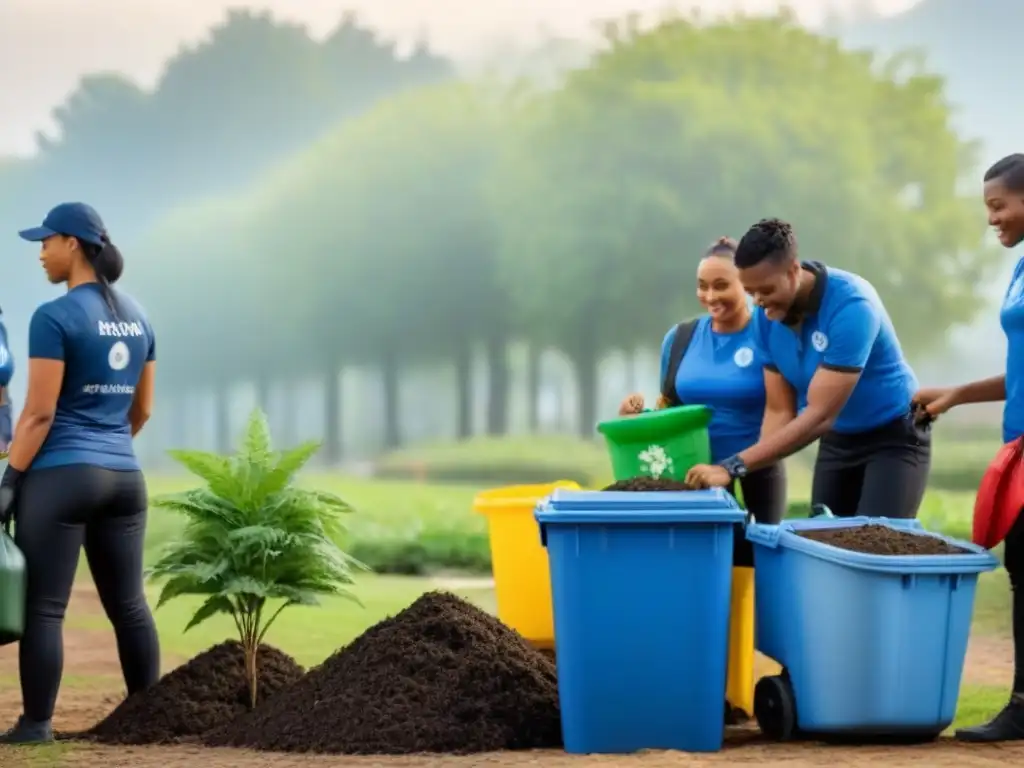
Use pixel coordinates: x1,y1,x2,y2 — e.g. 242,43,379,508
660,315,766,462
0,314,14,388
0,315,14,446
753,262,917,434
1001,256,1024,443
29,284,155,471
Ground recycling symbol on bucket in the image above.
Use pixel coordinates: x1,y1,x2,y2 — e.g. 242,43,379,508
638,444,673,479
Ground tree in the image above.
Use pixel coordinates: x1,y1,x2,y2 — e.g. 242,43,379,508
148,409,364,709
491,13,992,434
243,82,512,447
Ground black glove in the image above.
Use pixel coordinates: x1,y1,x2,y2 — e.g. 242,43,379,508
0,465,24,528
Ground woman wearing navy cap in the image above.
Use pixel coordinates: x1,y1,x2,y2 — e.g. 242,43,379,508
0,202,160,744
915,154,1024,742
685,218,930,520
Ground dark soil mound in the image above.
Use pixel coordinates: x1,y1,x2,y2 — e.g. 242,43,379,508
206,591,561,755
798,524,971,556
87,640,304,745
603,476,693,491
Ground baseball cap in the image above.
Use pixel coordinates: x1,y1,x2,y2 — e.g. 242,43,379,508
19,202,107,246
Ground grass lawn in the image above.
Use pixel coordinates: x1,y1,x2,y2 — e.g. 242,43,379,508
86,464,1007,735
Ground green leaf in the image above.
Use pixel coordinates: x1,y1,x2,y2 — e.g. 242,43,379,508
185,595,235,632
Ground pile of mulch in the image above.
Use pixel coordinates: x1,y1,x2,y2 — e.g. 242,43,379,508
205,591,562,755
798,524,971,556
603,476,693,491
85,640,304,745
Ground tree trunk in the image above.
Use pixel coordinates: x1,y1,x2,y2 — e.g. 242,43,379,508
573,324,600,439
525,344,541,432
485,335,509,436
382,350,401,450
244,644,258,710
454,343,472,440
255,375,271,415
323,366,342,465
215,381,232,454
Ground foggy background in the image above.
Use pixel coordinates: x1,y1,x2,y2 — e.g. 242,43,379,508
0,0,1016,470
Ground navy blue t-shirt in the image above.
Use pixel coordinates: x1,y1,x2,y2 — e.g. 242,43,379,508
1001,255,1024,443
660,315,766,462
752,262,917,434
29,284,155,471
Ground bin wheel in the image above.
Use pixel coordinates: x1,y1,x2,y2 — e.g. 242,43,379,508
754,674,797,742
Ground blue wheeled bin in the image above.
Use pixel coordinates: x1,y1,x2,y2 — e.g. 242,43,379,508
746,515,999,742
535,487,746,754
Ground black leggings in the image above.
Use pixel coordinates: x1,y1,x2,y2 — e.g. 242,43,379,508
1004,513,1024,694
14,465,160,722
729,463,787,567
811,414,931,519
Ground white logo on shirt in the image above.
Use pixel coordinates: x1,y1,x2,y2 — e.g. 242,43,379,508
811,331,829,352
733,346,754,368
108,341,130,371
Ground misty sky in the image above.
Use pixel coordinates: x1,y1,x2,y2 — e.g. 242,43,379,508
1,0,920,156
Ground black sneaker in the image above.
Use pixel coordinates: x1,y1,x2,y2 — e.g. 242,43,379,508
0,715,53,745
955,698,1024,742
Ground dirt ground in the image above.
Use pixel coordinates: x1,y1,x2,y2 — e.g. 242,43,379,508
0,584,1021,767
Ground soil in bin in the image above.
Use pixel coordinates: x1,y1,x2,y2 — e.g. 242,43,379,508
205,591,562,755
85,640,304,745
798,524,972,556
603,476,694,491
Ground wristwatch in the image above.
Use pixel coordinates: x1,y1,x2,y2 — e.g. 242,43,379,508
720,454,748,480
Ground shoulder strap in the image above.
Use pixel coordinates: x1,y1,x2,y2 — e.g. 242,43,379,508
661,319,699,407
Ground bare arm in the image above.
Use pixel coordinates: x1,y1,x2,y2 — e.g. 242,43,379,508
129,361,155,437
760,368,797,439
740,367,859,473
951,375,1006,406
7,358,63,472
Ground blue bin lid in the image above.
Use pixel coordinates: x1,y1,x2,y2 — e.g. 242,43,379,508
745,516,1000,575
534,487,746,526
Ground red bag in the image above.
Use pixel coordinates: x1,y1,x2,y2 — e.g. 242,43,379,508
973,436,1024,549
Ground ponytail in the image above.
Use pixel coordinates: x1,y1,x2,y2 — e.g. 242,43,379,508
80,233,124,318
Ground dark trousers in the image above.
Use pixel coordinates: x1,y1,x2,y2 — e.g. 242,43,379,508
811,414,931,519
1004,513,1024,693
14,465,160,722
729,463,787,567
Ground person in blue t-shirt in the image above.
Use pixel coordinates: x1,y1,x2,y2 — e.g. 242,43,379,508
914,154,1024,742
685,218,930,520
619,237,786,526
0,203,159,744
0,312,15,451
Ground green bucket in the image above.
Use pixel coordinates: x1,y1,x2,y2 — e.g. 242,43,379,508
597,405,713,482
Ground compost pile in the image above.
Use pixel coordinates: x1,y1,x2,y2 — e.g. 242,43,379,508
603,476,693,491
798,524,971,556
206,591,562,755
87,640,304,745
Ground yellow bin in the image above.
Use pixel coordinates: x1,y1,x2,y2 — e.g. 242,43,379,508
727,566,756,717
473,481,580,647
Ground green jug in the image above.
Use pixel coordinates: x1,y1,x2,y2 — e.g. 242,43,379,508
0,522,26,645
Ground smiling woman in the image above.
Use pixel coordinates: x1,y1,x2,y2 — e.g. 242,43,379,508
685,218,930,525
618,236,786,530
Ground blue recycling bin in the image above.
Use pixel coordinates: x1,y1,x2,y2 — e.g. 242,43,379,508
746,516,999,741
535,487,746,754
